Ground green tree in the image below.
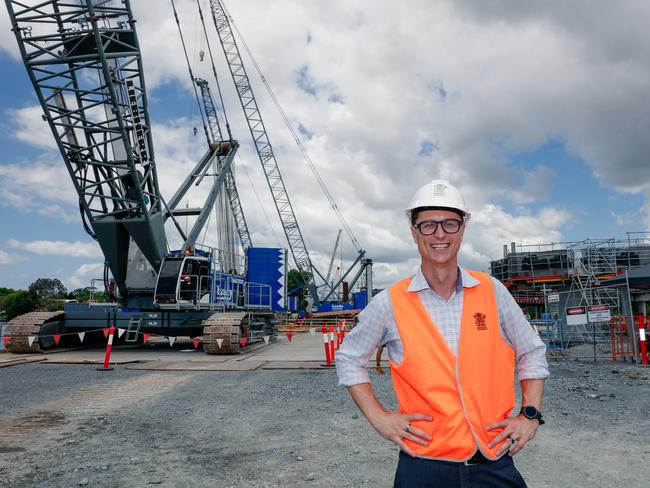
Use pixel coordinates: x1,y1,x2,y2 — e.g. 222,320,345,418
1,291,34,320
287,269,311,311
68,287,109,303
28,278,67,300
28,278,67,311
0,287,17,297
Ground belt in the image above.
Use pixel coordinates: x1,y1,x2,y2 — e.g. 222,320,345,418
399,450,505,467
463,450,498,466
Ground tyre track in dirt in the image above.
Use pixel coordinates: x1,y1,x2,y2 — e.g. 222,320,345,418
0,373,188,485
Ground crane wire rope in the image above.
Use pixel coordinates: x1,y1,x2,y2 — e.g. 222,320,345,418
200,202,213,246
220,3,362,254
196,0,232,140
195,0,239,257
236,154,282,247
197,0,291,255
170,0,210,146
172,0,231,257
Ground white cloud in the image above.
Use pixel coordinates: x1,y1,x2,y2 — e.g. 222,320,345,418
37,204,79,224
0,3,20,60
6,239,102,258
64,263,105,291
0,249,26,265
2,0,649,290
465,204,572,265
0,155,78,216
511,166,556,205
7,105,56,150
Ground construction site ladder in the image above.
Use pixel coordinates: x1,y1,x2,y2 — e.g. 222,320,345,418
125,317,142,343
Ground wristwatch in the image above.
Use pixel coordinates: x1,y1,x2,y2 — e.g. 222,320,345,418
519,406,545,425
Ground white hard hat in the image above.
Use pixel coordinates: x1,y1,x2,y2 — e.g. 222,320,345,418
405,179,471,223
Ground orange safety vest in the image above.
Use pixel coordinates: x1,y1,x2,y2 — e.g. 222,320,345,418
388,270,515,461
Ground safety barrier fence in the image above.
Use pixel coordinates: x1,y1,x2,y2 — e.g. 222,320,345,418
275,318,352,367
276,317,353,330
533,315,649,365
610,315,649,365
530,319,566,350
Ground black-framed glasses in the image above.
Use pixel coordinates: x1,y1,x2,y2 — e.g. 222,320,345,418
414,218,463,236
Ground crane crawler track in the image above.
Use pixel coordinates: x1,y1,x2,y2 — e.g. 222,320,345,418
201,311,247,354
4,312,64,353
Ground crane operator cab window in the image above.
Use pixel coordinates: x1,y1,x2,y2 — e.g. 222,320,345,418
154,256,211,306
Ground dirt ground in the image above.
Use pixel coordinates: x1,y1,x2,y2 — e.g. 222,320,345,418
0,346,648,488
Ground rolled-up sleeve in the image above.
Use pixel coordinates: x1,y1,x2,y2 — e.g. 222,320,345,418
491,277,550,380
336,290,392,386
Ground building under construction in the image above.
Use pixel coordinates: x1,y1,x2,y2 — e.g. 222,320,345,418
490,234,650,343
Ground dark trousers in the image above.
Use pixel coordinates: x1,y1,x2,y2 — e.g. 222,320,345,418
394,451,528,488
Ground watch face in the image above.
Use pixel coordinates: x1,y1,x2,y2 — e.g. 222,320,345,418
523,406,538,419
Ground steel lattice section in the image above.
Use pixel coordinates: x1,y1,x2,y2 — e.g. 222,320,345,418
209,0,315,282
6,0,164,226
195,78,252,250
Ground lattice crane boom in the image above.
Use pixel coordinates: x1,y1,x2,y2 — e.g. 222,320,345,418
6,0,167,297
208,0,319,304
195,78,252,250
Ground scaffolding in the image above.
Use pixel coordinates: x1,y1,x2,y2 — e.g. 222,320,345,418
490,233,650,345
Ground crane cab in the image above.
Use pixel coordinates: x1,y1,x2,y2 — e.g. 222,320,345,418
154,255,210,307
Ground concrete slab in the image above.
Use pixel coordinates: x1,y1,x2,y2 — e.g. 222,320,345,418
241,332,328,362
0,331,386,371
44,358,141,365
0,357,46,368
261,361,330,370
125,360,264,372
187,355,236,363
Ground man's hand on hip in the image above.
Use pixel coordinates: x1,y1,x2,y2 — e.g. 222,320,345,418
369,411,433,457
486,416,539,457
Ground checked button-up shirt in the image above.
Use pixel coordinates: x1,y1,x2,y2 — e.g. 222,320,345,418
336,267,549,387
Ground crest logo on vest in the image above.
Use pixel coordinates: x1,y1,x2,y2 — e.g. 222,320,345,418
473,312,487,330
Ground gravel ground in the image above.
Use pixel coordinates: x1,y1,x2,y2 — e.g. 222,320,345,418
0,351,649,488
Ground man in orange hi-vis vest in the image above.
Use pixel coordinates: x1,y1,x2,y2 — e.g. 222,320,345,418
336,180,548,487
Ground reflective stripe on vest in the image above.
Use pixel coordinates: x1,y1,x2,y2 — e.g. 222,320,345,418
388,270,515,461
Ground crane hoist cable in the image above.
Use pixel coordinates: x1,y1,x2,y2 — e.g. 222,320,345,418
173,0,231,256
197,0,243,258
196,0,232,140
221,4,362,254
200,201,214,246
197,0,230,255
236,154,282,247
170,0,210,146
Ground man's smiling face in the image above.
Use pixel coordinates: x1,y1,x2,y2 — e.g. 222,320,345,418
410,209,465,268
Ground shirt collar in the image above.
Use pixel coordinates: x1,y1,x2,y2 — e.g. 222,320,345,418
407,266,480,293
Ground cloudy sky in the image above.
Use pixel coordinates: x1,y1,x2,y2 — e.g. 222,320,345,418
0,0,649,293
